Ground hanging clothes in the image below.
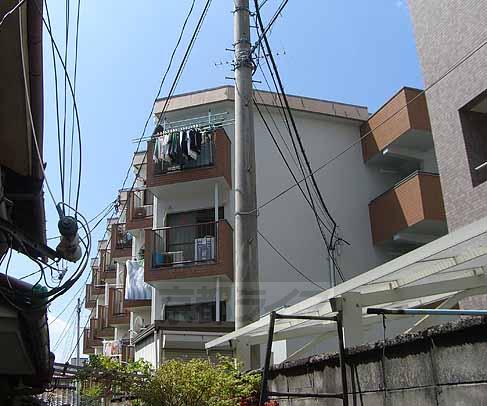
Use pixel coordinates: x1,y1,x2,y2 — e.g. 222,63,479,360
180,130,190,161
187,130,197,160
153,137,160,163
125,260,152,300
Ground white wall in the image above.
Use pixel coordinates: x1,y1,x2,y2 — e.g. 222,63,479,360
145,98,418,361
162,101,400,311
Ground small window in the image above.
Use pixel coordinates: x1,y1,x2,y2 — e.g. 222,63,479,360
459,91,487,187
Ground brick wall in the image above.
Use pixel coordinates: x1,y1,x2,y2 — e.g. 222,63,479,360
408,0,487,231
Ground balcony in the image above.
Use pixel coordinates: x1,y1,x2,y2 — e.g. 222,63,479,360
100,249,117,280
369,171,447,247
121,339,134,363
85,283,103,309
110,224,133,258
144,220,233,282
95,305,115,339
126,189,153,231
146,128,232,194
361,88,434,170
108,287,130,326
83,328,100,354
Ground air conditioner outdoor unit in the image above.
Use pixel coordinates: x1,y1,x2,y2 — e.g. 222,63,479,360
194,236,215,262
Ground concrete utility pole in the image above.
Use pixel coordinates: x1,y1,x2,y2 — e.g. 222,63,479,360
76,297,81,367
234,0,260,332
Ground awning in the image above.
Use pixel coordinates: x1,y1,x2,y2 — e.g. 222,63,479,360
207,216,487,350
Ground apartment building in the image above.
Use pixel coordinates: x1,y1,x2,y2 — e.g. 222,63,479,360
408,0,487,307
83,85,445,365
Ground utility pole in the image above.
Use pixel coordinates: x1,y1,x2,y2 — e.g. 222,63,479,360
76,298,81,366
75,298,81,405
234,0,260,366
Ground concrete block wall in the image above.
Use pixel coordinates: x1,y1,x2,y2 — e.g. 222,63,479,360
267,317,487,405
408,0,487,231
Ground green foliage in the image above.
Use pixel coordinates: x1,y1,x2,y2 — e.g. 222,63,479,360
76,355,152,403
77,355,263,406
80,384,103,405
137,356,261,406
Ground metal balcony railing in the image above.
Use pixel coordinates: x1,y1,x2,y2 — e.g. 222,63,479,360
151,221,218,268
114,224,132,250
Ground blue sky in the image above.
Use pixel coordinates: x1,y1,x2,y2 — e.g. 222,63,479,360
4,0,422,362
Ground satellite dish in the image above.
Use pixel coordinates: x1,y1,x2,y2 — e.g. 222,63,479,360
133,316,144,333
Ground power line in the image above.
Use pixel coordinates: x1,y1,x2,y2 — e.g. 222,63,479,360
118,0,197,193
32,0,84,216
254,0,338,245
251,0,288,53
0,0,26,30
252,32,487,221
68,0,82,213
44,0,65,209
62,0,71,209
258,229,325,290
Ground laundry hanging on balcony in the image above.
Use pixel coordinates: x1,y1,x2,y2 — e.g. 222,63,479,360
125,260,152,301
153,128,213,170
103,340,121,357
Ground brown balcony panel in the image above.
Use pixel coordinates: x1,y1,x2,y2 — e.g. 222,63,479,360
124,298,151,310
85,284,97,309
108,288,130,326
361,88,432,162
369,172,446,245
111,224,132,258
95,305,115,339
121,342,134,363
147,128,232,189
144,220,234,282
83,329,95,354
154,320,235,333
126,190,153,231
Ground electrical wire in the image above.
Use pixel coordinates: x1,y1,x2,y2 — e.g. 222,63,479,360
118,0,197,192
44,0,65,210
18,3,57,209
68,0,81,213
254,0,339,244
0,0,26,30
253,96,345,282
258,230,325,290
61,0,70,209
32,0,83,216
251,0,288,53
251,22,487,225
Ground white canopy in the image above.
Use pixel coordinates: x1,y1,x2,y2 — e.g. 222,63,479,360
207,216,487,352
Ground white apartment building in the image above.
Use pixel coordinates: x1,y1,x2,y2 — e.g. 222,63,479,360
83,85,444,366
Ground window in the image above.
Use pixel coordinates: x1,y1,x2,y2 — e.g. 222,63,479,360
459,90,487,187
164,301,226,322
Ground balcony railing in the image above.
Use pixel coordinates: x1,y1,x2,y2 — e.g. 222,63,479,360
369,171,446,245
111,224,133,258
108,287,130,326
152,221,217,267
147,128,232,189
154,138,215,175
144,220,234,282
83,329,95,354
126,189,153,230
95,305,115,339
85,284,99,309
121,339,134,363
